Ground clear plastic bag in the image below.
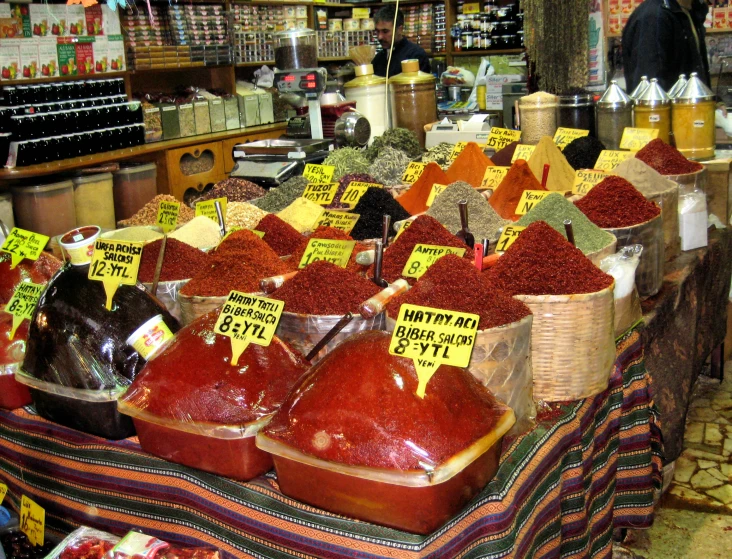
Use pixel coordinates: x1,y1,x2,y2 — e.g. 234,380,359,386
45,526,120,559
678,189,708,251
600,245,643,337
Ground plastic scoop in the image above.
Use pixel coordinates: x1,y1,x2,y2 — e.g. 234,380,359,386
474,243,484,271
455,200,474,248
359,279,410,319
151,235,167,298
260,271,298,294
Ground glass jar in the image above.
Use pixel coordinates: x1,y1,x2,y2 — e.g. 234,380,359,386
273,29,317,70
671,72,716,160
519,91,558,145
557,93,595,135
634,104,671,142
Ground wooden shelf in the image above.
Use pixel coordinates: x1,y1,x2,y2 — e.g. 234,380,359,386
235,61,275,67
706,28,732,34
0,71,128,87
318,56,353,62
131,65,231,75
450,48,524,57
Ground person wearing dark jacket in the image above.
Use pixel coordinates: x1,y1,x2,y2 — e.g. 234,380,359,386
622,0,710,94
372,5,431,78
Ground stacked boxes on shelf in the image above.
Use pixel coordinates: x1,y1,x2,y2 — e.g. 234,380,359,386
434,3,446,54
231,4,308,64
317,31,372,59
402,3,434,54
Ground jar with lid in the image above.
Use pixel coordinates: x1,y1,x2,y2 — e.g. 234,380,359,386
634,78,671,143
389,59,437,148
557,92,595,135
452,24,463,51
518,91,558,145
273,29,317,69
672,72,716,160
629,76,650,100
668,74,688,99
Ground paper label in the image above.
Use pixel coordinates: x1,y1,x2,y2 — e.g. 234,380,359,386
315,211,360,233
388,304,479,398
619,127,659,150
394,219,413,240
463,3,481,14
298,238,356,269
302,182,339,206
156,201,180,234
195,197,227,228
449,141,468,161
594,150,634,171
402,244,467,279
88,239,142,310
553,127,590,150
514,190,552,215
1,227,49,269
0,482,6,505
425,183,449,207
511,144,535,163
485,127,522,151
303,163,335,183
214,291,284,365
4,282,42,340
572,169,609,195
401,162,426,184
480,166,510,190
495,225,526,252
20,495,44,547
340,181,381,207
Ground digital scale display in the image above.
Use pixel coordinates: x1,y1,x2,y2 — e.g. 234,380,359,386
274,69,327,99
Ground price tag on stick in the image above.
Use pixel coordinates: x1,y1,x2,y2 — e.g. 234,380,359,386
315,211,360,233
304,164,335,183
340,182,382,207
594,150,635,171
1,228,49,269
196,198,227,228
298,239,356,269
495,225,526,252
4,282,43,340
401,162,426,184
20,495,45,547
572,169,609,195
619,127,659,150
511,144,535,163
514,190,551,215
88,239,143,310
402,244,466,279
553,127,590,150
425,183,448,207
214,291,284,365
479,166,510,190
389,304,479,398
302,183,339,206
156,201,180,234
485,127,522,151
0,482,7,505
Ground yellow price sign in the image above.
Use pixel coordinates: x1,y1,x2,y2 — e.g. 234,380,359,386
394,218,413,241
214,291,284,366
553,127,590,150
20,495,45,547
511,144,536,163
298,238,356,269
463,2,481,14
619,127,659,150
515,190,552,215
88,239,143,310
480,166,510,190
425,183,449,207
156,200,180,234
1,228,49,269
315,210,360,234
401,162,427,184
402,244,466,279
389,304,479,398
495,225,526,252
302,182,340,206
594,150,635,171
195,197,227,229
449,142,468,161
572,169,609,195
303,164,335,183
351,7,369,18
4,282,43,340
0,482,7,505
485,127,522,151
340,181,381,207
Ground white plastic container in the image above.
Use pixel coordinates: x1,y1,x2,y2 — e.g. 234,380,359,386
344,64,389,143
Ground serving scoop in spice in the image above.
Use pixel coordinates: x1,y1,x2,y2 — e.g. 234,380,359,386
150,235,167,298
359,279,410,319
455,200,474,248
260,271,298,294
306,312,354,361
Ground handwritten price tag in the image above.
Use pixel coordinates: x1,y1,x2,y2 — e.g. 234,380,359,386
20,495,44,547
594,150,635,171
88,239,143,310
402,244,466,279
315,210,360,233
619,127,659,150
393,219,413,241
340,181,382,207
401,162,426,184
156,201,180,234
302,183,340,206
485,127,522,151
553,127,590,150
425,183,449,207
480,166,510,190
0,482,7,505
298,238,356,269
1,228,49,269
449,142,468,161
511,144,536,163
495,225,526,252
389,304,479,398
303,164,335,183
214,291,284,366
514,190,552,215
4,282,43,340
572,169,609,195
196,198,227,228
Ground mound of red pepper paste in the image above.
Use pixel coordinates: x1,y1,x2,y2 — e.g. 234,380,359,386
138,238,211,283
635,138,703,175
262,330,511,470
181,229,293,297
574,175,660,228
387,254,531,330
255,214,305,256
485,221,614,295
271,260,380,315
0,251,61,305
290,226,371,274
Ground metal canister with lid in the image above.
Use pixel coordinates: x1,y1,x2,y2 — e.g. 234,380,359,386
629,75,650,100
672,72,716,160
596,80,633,150
389,59,437,148
668,74,688,99
634,78,671,143
556,92,595,135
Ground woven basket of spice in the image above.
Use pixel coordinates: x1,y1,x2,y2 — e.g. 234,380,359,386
178,293,228,326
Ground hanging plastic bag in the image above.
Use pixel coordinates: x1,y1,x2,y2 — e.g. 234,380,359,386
678,190,708,251
600,245,643,336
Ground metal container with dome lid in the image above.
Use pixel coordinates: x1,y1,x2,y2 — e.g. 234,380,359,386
556,92,595,135
273,29,317,70
389,59,437,148
668,74,688,99
634,78,671,143
672,72,716,160
629,75,650,100
596,80,633,150
344,64,389,142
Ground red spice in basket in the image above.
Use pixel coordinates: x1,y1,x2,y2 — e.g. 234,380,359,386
635,138,703,175
387,254,531,330
0,252,61,305
484,221,614,295
573,176,660,228
272,260,380,315
138,238,211,283
255,214,305,256
290,226,371,273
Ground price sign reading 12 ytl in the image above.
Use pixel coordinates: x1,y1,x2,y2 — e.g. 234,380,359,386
401,162,426,184
1,228,49,269
88,239,143,310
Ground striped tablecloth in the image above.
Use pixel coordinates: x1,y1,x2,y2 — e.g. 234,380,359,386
0,329,662,559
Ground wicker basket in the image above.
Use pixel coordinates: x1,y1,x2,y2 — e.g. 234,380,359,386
586,237,617,267
646,183,680,260
515,284,615,402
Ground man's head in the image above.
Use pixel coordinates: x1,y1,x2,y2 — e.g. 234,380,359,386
374,6,404,50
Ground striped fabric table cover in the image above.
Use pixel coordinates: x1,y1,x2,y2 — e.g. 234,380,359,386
0,329,662,559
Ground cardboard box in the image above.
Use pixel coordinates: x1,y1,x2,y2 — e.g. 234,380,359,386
0,40,19,80
85,4,103,36
29,3,49,37
714,7,728,28
608,0,621,15
108,35,125,71
0,17,22,39
75,37,94,75
93,35,108,73
101,5,121,35
66,5,85,36
9,4,31,38
19,39,38,79
38,37,58,77
56,40,77,76
48,4,67,36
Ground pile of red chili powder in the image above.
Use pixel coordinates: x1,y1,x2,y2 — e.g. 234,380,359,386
255,214,305,256
271,260,380,315
574,176,660,228
181,229,293,297
484,221,614,295
290,226,371,273
635,138,703,175
380,215,471,284
387,254,531,330
138,238,210,283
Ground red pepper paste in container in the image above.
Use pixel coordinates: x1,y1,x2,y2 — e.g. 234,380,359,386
0,316,31,410
271,261,382,363
256,330,515,534
635,138,707,199
118,309,310,481
485,221,616,402
0,251,62,305
574,176,664,297
386,254,535,433
255,214,305,257
290,226,372,275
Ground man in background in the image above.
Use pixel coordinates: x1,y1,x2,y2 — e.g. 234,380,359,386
372,5,431,78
